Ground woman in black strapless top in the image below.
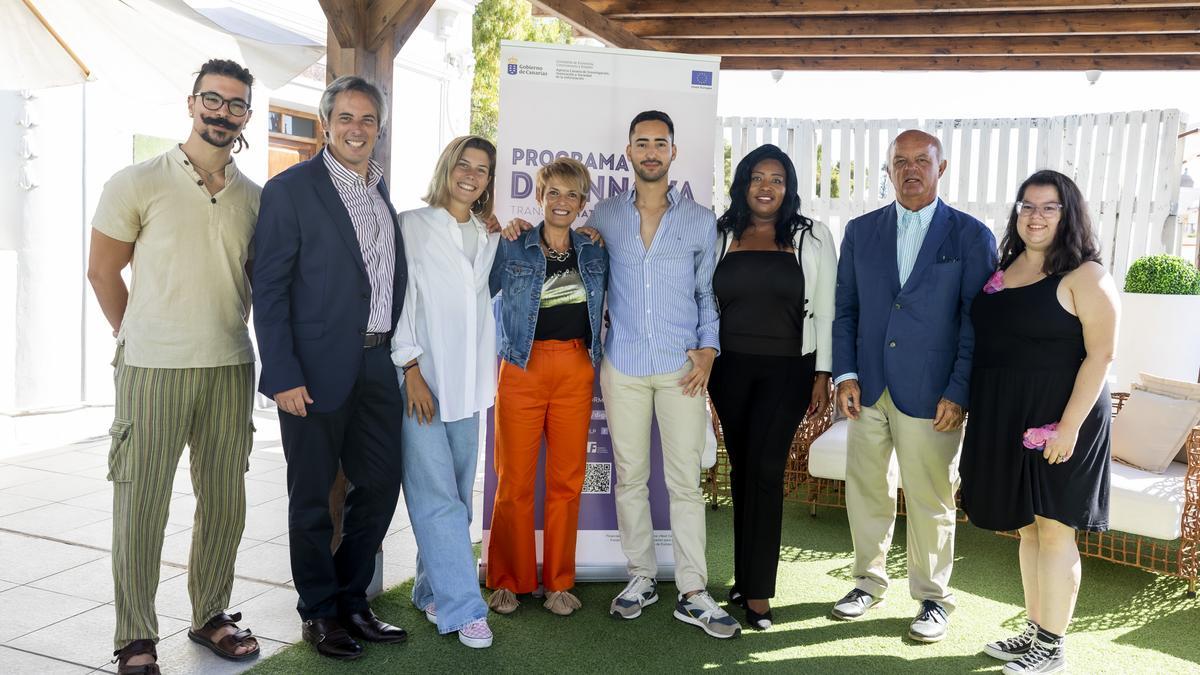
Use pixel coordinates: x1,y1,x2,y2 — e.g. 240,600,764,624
960,170,1119,673
708,144,837,630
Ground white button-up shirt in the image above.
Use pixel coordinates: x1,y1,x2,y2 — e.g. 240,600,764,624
390,206,499,422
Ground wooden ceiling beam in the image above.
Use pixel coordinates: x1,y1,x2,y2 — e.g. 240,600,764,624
529,0,656,49
583,0,1200,18
720,54,1200,69
655,34,1200,56
619,9,1200,38
366,0,436,51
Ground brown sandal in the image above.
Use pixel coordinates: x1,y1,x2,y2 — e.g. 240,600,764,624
112,639,160,675
187,611,260,661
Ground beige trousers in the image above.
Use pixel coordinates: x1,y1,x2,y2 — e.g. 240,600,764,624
600,358,708,593
845,388,962,612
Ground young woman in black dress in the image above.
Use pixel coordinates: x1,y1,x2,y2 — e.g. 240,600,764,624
708,144,836,630
960,170,1119,674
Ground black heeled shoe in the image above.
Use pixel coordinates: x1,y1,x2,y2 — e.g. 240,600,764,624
728,588,746,609
746,605,773,631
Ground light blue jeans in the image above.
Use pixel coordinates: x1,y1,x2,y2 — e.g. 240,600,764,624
399,382,486,633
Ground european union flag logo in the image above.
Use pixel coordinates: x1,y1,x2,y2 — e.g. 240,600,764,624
691,70,712,86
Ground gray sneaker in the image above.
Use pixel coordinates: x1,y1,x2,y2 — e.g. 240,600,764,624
985,620,1038,661
908,600,950,643
673,591,742,639
610,576,657,619
1003,636,1065,674
830,588,882,620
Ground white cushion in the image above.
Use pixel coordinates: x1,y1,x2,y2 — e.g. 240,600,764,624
1135,372,1200,464
807,420,902,489
1112,388,1200,474
807,421,1188,542
1108,460,1187,540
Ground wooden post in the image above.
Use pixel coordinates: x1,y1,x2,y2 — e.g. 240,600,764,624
317,0,435,554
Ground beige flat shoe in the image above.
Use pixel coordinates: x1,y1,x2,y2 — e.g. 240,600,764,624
544,590,582,616
487,588,520,615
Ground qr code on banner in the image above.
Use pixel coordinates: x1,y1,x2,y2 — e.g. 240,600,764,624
582,462,612,494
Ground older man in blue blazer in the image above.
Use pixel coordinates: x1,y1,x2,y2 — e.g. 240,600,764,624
829,130,997,643
253,76,408,660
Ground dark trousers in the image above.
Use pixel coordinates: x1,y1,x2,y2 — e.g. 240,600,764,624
279,345,404,620
708,350,815,599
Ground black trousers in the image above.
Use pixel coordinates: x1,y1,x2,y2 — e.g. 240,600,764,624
708,350,815,599
279,345,404,620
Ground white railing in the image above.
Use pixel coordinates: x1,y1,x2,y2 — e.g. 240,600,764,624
716,111,1188,287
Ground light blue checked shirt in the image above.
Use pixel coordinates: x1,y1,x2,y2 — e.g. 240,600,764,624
586,186,720,377
834,197,940,387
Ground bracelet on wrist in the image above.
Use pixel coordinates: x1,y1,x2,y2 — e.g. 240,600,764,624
402,362,419,373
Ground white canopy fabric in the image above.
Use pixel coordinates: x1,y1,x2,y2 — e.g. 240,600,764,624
1,0,324,94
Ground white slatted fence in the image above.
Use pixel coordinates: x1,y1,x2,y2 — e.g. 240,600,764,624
715,111,1188,286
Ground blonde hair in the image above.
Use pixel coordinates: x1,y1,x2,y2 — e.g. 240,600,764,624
536,157,591,204
423,135,497,219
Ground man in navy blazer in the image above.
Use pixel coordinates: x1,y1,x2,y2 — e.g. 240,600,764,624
829,130,997,643
253,76,408,660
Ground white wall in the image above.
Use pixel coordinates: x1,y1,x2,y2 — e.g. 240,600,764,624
390,2,477,211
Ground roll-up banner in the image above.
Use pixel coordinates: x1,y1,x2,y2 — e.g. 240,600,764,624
481,41,720,582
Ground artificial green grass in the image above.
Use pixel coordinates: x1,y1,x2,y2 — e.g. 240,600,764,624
251,502,1199,673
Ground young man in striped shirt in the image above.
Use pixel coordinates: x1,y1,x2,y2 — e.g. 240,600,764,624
592,111,739,639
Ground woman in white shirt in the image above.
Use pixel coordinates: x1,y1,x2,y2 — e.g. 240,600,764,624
391,135,499,649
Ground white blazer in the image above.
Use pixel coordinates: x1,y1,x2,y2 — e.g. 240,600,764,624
391,206,500,422
718,219,837,373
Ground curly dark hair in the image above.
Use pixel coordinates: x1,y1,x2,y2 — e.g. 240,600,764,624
998,169,1101,275
716,143,813,249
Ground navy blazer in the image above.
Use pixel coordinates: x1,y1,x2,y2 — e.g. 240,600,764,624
832,200,997,419
252,154,407,413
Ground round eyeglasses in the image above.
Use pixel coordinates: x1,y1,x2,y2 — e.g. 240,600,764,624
195,91,249,117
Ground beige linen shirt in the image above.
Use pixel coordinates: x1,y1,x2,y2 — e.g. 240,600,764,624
92,145,261,368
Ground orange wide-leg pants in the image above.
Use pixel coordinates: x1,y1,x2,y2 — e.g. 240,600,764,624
487,339,594,593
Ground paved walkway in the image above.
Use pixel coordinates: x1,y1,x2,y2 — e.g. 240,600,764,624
0,408,482,673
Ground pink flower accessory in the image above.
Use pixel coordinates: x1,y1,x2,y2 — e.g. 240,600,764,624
983,269,1005,294
1022,423,1059,450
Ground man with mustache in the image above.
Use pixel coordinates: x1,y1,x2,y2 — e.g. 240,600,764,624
830,129,997,643
88,59,262,673
253,76,408,661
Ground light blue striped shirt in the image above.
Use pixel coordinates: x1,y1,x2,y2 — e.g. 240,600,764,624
897,197,939,286
586,186,720,377
834,197,940,387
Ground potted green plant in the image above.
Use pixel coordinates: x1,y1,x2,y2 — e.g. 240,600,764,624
1113,254,1200,390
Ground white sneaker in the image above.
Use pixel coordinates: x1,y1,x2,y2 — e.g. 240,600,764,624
609,576,658,619
423,602,437,625
457,618,493,649
673,590,742,639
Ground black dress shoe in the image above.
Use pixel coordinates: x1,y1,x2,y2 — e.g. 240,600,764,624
302,617,363,660
343,609,408,644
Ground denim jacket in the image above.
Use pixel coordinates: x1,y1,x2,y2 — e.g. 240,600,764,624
489,224,608,368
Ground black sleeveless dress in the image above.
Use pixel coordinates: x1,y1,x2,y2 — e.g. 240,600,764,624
960,273,1110,532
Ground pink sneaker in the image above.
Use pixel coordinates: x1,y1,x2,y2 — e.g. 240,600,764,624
457,618,493,648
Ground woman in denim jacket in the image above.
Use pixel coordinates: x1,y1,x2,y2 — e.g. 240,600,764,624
485,157,608,617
